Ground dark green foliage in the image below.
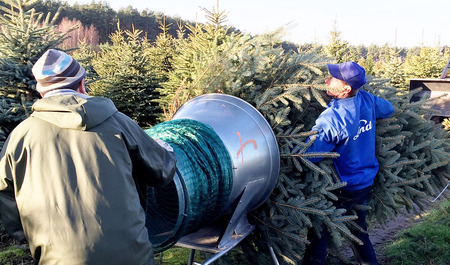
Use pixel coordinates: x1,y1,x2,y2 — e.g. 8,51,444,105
0,96,32,151
32,0,195,45
366,81,450,223
0,3,448,265
0,0,75,100
89,24,162,127
0,246,29,265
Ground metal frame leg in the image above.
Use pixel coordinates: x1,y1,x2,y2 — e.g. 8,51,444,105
188,249,196,265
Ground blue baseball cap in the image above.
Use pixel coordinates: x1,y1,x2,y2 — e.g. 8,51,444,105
327,62,366,89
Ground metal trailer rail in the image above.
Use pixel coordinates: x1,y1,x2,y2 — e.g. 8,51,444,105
409,53,450,119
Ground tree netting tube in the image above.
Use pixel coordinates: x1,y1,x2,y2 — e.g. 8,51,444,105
144,119,233,252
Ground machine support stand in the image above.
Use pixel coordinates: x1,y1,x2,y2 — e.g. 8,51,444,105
176,178,279,265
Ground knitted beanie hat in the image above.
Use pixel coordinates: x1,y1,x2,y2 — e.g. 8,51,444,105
32,49,86,94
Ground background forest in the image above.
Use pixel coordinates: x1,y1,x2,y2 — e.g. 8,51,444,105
0,0,449,264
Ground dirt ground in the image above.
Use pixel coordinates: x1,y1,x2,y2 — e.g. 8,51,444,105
371,211,422,264
338,202,439,265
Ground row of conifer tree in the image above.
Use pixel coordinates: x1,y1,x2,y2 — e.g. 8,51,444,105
1,0,449,264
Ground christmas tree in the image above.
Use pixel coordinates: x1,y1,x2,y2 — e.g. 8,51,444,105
88,23,163,127
0,0,75,100
0,0,76,150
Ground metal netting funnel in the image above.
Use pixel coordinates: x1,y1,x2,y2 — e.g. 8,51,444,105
144,170,186,250
172,93,280,214
144,93,280,253
145,118,233,252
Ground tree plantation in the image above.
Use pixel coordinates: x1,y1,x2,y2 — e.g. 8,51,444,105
1,0,449,264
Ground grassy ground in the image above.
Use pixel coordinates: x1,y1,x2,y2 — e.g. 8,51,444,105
383,199,450,265
0,228,33,265
1,199,449,264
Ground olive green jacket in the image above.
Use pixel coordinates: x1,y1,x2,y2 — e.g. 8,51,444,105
0,95,176,265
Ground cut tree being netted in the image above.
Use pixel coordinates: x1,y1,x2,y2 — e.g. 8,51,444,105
244,75,450,264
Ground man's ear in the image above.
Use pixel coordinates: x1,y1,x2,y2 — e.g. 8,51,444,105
343,85,352,94
77,79,86,94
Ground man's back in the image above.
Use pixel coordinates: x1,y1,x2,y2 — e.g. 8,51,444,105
0,95,170,264
309,90,394,190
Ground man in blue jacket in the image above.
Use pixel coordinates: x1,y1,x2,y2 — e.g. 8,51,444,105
302,62,394,265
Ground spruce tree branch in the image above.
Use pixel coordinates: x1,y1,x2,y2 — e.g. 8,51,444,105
385,159,422,169
273,201,325,216
324,217,363,245
250,214,310,244
324,182,347,193
331,214,358,223
422,160,449,172
257,86,305,109
397,192,414,206
276,131,316,139
346,220,366,233
283,152,339,159
372,193,395,216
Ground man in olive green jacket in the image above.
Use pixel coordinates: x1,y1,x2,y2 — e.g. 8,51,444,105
0,49,177,264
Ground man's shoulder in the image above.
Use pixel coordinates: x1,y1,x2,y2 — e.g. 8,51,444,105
316,107,343,131
357,90,379,101
320,100,348,120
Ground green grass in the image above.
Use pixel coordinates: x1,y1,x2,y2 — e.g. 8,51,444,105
156,245,256,265
384,199,450,265
156,247,206,265
0,246,30,265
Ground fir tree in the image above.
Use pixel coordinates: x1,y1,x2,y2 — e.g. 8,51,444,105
71,40,98,88
360,54,375,76
89,22,161,127
380,47,407,89
322,19,349,63
403,46,449,79
0,0,75,100
156,5,236,118
145,17,176,85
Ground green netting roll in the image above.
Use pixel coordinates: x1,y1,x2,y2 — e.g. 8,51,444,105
144,119,233,251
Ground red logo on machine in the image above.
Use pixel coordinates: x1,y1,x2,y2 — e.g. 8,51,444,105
236,132,257,164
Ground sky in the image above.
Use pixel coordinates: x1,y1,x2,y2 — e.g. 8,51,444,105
66,0,449,48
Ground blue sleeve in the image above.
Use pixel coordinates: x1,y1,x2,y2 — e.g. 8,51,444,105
374,96,394,119
305,124,337,163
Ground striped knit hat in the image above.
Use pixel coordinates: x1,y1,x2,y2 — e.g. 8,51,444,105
32,49,86,94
